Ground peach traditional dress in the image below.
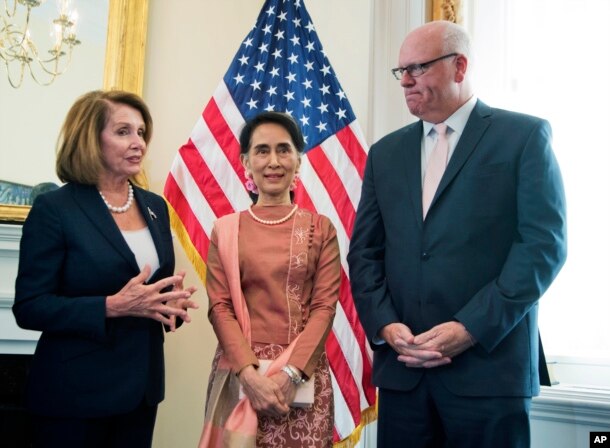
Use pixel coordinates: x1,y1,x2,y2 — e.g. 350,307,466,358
200,205,340,448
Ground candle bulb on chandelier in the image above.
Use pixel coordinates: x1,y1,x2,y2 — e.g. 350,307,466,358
57,0,71,17
68,10,78,39
52,23,62,52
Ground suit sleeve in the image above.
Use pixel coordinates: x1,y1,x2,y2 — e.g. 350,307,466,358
13,194,108,341
347,146,401,345
454,119,567,352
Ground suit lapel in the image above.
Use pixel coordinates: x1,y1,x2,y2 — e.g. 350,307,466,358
71,184,140,272
134,186,168,272
432,100,492,209
400,122,425,228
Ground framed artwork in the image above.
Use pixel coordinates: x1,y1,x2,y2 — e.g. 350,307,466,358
0,180,33,222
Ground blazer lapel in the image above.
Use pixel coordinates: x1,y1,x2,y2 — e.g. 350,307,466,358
134,187,168,272
432,100,492,208
400,122,425,227
71,184,140,272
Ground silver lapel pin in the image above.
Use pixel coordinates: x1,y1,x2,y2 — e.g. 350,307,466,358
147,207,157,220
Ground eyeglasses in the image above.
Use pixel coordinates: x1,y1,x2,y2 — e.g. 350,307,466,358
391,53,458,80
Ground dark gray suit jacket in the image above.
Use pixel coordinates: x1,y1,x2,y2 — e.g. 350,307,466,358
348,100,567,397
14,182,175,417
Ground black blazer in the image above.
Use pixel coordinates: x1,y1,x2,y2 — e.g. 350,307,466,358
348,100,567,397
13,182,175,418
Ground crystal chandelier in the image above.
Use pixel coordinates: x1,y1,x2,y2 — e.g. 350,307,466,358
0,0,80,88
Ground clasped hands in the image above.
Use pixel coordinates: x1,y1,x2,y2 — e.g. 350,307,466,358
380,321,475,368
106,264,198,331
238,365,297,418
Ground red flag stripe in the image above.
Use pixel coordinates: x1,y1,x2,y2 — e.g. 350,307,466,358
164,174,210,262
166,153,217,239
326,330,363,422
319,131,365,212
293,182,316,214
189,115,251,212
306,147,356,237
178,141,234,219
336,124,368,179
338,271,376,404
203,99,244,178
332,299,373,408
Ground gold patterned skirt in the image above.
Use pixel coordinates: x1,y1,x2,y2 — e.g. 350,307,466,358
203,342,334,448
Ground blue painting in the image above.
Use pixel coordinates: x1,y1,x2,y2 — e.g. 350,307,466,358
0,180,59,206
0,180,33,205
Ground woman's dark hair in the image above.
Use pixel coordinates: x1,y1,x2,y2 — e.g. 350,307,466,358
239,111,305,156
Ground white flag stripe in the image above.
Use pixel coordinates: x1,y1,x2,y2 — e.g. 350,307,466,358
170,155,216,235
299,159,350,274
191,117,251,211
319,134,363,210
330,372,356,440
333,304,370,408
349,120,370,157
214,82,247,141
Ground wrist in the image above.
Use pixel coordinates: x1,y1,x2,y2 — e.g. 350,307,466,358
236,364,256,379
281,364,305,385
105,295,120,317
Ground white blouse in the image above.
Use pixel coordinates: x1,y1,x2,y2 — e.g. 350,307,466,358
121,227,160,281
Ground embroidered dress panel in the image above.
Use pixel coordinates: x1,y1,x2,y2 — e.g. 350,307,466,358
238,205,311,345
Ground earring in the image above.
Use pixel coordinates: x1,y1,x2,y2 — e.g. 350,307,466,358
290,173,300,191
244,171,259,194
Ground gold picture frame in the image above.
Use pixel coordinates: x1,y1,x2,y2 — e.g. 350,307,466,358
431,0,462,24
0,0,148,223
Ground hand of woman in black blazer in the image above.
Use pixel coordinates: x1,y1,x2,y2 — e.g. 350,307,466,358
105,265,197,326
166,270,198,331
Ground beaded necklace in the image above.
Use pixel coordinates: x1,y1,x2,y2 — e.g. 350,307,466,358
99,183,134,213
247,204,298,225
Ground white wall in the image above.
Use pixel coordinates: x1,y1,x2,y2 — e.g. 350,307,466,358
142,2,373,446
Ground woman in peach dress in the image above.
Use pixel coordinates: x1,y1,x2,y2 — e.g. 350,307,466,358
199,112,340,448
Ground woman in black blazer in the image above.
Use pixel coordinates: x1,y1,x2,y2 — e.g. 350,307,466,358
13,90,198,448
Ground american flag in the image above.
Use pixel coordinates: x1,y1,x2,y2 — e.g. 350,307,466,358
164,0,375,443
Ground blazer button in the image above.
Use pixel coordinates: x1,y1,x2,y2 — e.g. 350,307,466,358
421,252,430,261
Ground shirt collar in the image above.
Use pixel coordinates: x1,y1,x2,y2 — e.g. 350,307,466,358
422,95,478,136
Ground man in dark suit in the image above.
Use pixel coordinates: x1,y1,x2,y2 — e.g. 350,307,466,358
347,21,567,447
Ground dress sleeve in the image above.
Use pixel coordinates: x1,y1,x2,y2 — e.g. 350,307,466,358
206,227,258,373
288,216,340,378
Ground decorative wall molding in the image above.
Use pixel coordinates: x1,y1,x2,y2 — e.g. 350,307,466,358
0,223,22,247
0,223,21,310
533,385,610,428
0,223,39,354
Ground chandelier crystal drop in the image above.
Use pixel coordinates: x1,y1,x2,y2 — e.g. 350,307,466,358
1,0,81,88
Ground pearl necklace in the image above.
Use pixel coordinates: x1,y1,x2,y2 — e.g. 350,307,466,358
99,183,134,213
248,204,298,225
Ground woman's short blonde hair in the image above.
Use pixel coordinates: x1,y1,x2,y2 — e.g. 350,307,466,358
55,90,153,185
